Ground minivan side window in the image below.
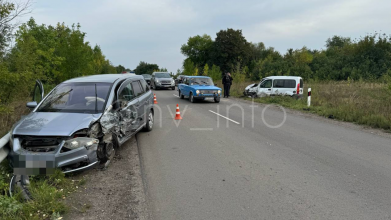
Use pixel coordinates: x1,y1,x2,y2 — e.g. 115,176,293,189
140,79,150,92
119,83,134,102
273,80,285,88
261,80,272,88
285,80,296,88
273,79,296,88
132,81,143,97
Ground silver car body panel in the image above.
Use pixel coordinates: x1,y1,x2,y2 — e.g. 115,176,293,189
9,74,153,174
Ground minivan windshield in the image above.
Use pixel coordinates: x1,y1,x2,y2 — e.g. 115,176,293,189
37,82,111,113
189,77,214,86
155,73,171,78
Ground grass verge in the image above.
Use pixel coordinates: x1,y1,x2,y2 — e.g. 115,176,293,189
223,81,391,131
0,159,84,220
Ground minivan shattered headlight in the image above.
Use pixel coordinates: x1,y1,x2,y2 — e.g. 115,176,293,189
63,137,99,150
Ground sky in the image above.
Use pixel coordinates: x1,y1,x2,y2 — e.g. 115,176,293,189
20,0,391,73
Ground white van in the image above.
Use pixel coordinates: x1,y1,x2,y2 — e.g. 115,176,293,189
244,76,304,98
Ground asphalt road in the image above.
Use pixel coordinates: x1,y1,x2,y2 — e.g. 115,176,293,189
137,88,391,220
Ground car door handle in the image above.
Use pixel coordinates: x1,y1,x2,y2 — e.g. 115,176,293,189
268,89,271,91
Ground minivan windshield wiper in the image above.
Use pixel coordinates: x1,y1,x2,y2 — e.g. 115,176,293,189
41,89,73,109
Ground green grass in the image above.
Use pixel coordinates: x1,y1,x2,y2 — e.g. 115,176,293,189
225,81,391,131
0,160,82,220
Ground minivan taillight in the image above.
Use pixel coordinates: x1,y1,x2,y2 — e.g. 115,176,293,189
297,83,300,94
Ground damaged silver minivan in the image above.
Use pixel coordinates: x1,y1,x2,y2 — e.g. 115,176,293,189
8,74,154,177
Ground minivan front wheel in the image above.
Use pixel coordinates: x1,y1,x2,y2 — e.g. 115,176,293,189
143,111,154,132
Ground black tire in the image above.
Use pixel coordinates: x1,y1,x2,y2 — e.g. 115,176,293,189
179,90,184,99
143,110,154,132
99,142,115,164
189,93,195,103
172,86,175,90
10,175,32,201
214,97,220,103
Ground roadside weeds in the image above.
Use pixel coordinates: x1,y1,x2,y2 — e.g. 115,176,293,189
223,81,391,132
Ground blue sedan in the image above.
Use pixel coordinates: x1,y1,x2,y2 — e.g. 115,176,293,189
178,76,222,103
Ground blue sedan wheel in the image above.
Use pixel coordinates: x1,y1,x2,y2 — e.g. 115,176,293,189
189,93,195,103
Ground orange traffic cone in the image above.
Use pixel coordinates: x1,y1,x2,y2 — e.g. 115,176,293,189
175,104,182,120
154,94,158,104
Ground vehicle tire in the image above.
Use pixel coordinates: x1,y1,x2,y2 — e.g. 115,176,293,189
172,86,175,90
214,97,220,103
189,93,195,103
143,110,154,132
10,175,32,201
179,90,184,99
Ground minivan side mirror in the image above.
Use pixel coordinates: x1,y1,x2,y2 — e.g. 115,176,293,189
26,101,38,109
214,84,217,86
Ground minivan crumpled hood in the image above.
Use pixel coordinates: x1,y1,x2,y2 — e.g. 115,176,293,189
191,85,221,90
12,112,102,136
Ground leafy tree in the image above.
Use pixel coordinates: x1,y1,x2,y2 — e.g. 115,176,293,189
116,64,126,73
202,64,209,76
0,0,32,57
181,34,213,68
326,36,351,48
212,28,251,74
208,64,222,82
182,58,195,75
134,61,159,75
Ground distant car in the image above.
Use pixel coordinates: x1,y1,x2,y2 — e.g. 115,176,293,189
245,76,303,98
142,74,152,85
151,72,175,90
178,76,222,103
175,75,186,86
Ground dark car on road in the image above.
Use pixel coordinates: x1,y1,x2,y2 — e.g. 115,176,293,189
150,72,175,90
142,74,152,85
8,74,154,176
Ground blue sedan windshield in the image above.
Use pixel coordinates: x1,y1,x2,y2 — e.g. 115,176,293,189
189,78,214,86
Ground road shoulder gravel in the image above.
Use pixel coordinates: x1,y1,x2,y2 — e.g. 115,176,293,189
64,137,150,220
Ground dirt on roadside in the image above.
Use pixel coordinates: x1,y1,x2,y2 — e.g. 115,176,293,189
64,137,149,220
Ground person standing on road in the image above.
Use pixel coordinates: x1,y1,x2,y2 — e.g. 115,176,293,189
222,72,233,98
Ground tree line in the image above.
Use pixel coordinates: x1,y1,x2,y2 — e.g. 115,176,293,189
180,28,391,83
0,1,133,109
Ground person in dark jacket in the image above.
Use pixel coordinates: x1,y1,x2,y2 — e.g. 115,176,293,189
222,72,233,98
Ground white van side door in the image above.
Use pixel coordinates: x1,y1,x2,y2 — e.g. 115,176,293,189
257,79,273,97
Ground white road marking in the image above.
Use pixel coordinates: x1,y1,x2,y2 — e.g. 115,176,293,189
190,128,214,131
173,94,179,97
209,110,240,125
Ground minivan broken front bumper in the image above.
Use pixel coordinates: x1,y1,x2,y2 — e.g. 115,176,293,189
9,137,99,175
